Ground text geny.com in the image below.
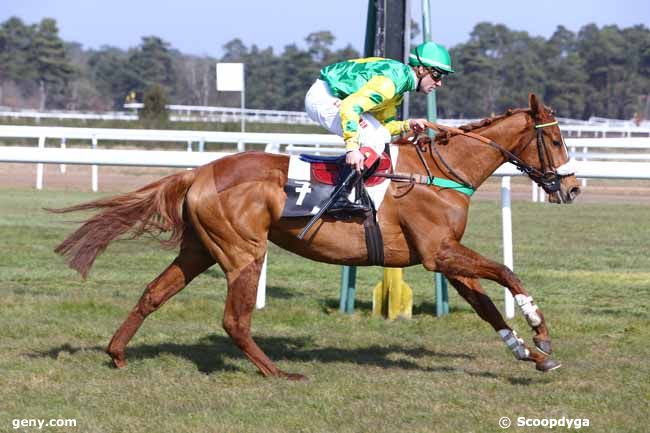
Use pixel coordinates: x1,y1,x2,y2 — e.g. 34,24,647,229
12,418,77,430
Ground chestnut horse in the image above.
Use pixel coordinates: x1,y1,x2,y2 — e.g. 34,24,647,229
52,94,580,380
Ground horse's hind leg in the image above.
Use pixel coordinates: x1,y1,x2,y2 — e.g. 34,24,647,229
446,276,559,371
222,257,307,380
106,229,215,368
222,256,306,381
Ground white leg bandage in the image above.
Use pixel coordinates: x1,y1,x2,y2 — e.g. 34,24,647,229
498,329,530,360
515,294,542,327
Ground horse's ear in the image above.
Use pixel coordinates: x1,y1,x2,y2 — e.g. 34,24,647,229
528,93,543,117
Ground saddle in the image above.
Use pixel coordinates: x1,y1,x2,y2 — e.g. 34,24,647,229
298,146,393,187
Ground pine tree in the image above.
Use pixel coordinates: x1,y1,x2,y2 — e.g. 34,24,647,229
32,18,74,109
140,84,169,128
128,36,176,97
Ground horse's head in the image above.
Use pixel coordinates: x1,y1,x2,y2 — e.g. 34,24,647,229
395,94,580,203
513,94,581,203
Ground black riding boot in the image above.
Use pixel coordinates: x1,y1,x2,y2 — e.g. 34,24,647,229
327,168,371,217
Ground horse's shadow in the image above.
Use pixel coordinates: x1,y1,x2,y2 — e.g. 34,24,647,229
26,337,547,385
321,298,468,315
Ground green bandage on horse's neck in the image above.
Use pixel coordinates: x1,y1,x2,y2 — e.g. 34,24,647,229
429,177,475,196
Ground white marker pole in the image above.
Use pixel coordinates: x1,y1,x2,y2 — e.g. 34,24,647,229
36,135,45,190
256,251,268,309
60,137,66,173
501,176,515,319
91,135,98,192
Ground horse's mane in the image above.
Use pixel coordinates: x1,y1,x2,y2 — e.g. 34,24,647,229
434,107,532,145
459,108,531,132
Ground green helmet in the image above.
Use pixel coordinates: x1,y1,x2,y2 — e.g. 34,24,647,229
408,42,454,73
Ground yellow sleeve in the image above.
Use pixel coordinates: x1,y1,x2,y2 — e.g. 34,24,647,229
371,101,410,136
339,76,396,151
384,119,411,136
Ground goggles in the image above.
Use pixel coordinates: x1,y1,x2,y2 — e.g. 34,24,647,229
428,67,448,81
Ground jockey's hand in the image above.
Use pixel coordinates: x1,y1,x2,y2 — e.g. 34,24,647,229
345,149,365,173
409,118,428,133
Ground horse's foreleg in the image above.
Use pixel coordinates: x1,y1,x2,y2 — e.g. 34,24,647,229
446,276,508,331
106,230,215,368
222,256,306,381
445,276,557,370
434,241,558,369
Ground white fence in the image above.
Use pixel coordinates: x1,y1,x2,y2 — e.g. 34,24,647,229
0,124,341,151
0,109,138,122
1,125,649,193
125,103,318,125
0,125,341,191
4,106,650,136
0,106,318,125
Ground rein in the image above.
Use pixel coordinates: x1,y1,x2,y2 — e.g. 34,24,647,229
380,118,568,196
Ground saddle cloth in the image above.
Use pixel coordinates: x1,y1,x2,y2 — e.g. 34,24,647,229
282,146,399,218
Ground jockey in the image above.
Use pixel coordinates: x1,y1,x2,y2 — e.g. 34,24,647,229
304,41,455,215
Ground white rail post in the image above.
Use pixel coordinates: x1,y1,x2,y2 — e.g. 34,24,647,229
186,141,193,170
60,137,66,173
501,176,515,319
581,145,588,187
531,181,538,202
36,135,45,190
91,135,98,192
256,251,268,309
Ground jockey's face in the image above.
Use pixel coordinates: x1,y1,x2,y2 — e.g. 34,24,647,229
415,66,444,93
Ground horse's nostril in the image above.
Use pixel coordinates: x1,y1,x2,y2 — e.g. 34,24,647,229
569,187,581,200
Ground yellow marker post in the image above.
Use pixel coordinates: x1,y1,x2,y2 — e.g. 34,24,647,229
372,268,413,320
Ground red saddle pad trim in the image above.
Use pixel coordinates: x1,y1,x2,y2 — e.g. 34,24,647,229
310,152,392,187
311,162,339,184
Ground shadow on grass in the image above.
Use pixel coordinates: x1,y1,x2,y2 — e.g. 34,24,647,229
321,298,468,316
28,337,552,385
28,335,478,376
266,285,304,300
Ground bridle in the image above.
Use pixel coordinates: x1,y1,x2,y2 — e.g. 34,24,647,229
416,119,571,194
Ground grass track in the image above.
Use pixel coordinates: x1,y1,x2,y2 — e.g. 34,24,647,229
1,188,648,432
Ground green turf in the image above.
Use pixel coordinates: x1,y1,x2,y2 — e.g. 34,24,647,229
0,188,648,432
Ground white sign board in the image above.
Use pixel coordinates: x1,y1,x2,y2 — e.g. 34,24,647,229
216,63,244,91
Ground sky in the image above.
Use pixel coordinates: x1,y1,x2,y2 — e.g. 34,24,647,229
2,0,649,57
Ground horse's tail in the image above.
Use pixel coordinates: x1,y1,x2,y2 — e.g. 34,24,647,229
48,169,197,278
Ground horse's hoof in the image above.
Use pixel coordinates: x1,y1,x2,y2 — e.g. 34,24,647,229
107,350,127,369
111,357,128,368
536,358,561,372
280,371,308,381
533,337,552,355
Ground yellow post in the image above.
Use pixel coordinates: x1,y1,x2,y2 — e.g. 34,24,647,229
372,268,413,320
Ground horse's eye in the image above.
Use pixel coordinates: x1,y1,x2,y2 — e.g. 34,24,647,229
552,139,562,147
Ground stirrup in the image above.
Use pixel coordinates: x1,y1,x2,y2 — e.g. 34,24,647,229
327,194,369,214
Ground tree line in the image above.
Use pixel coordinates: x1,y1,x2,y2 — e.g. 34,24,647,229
1,16,649,121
